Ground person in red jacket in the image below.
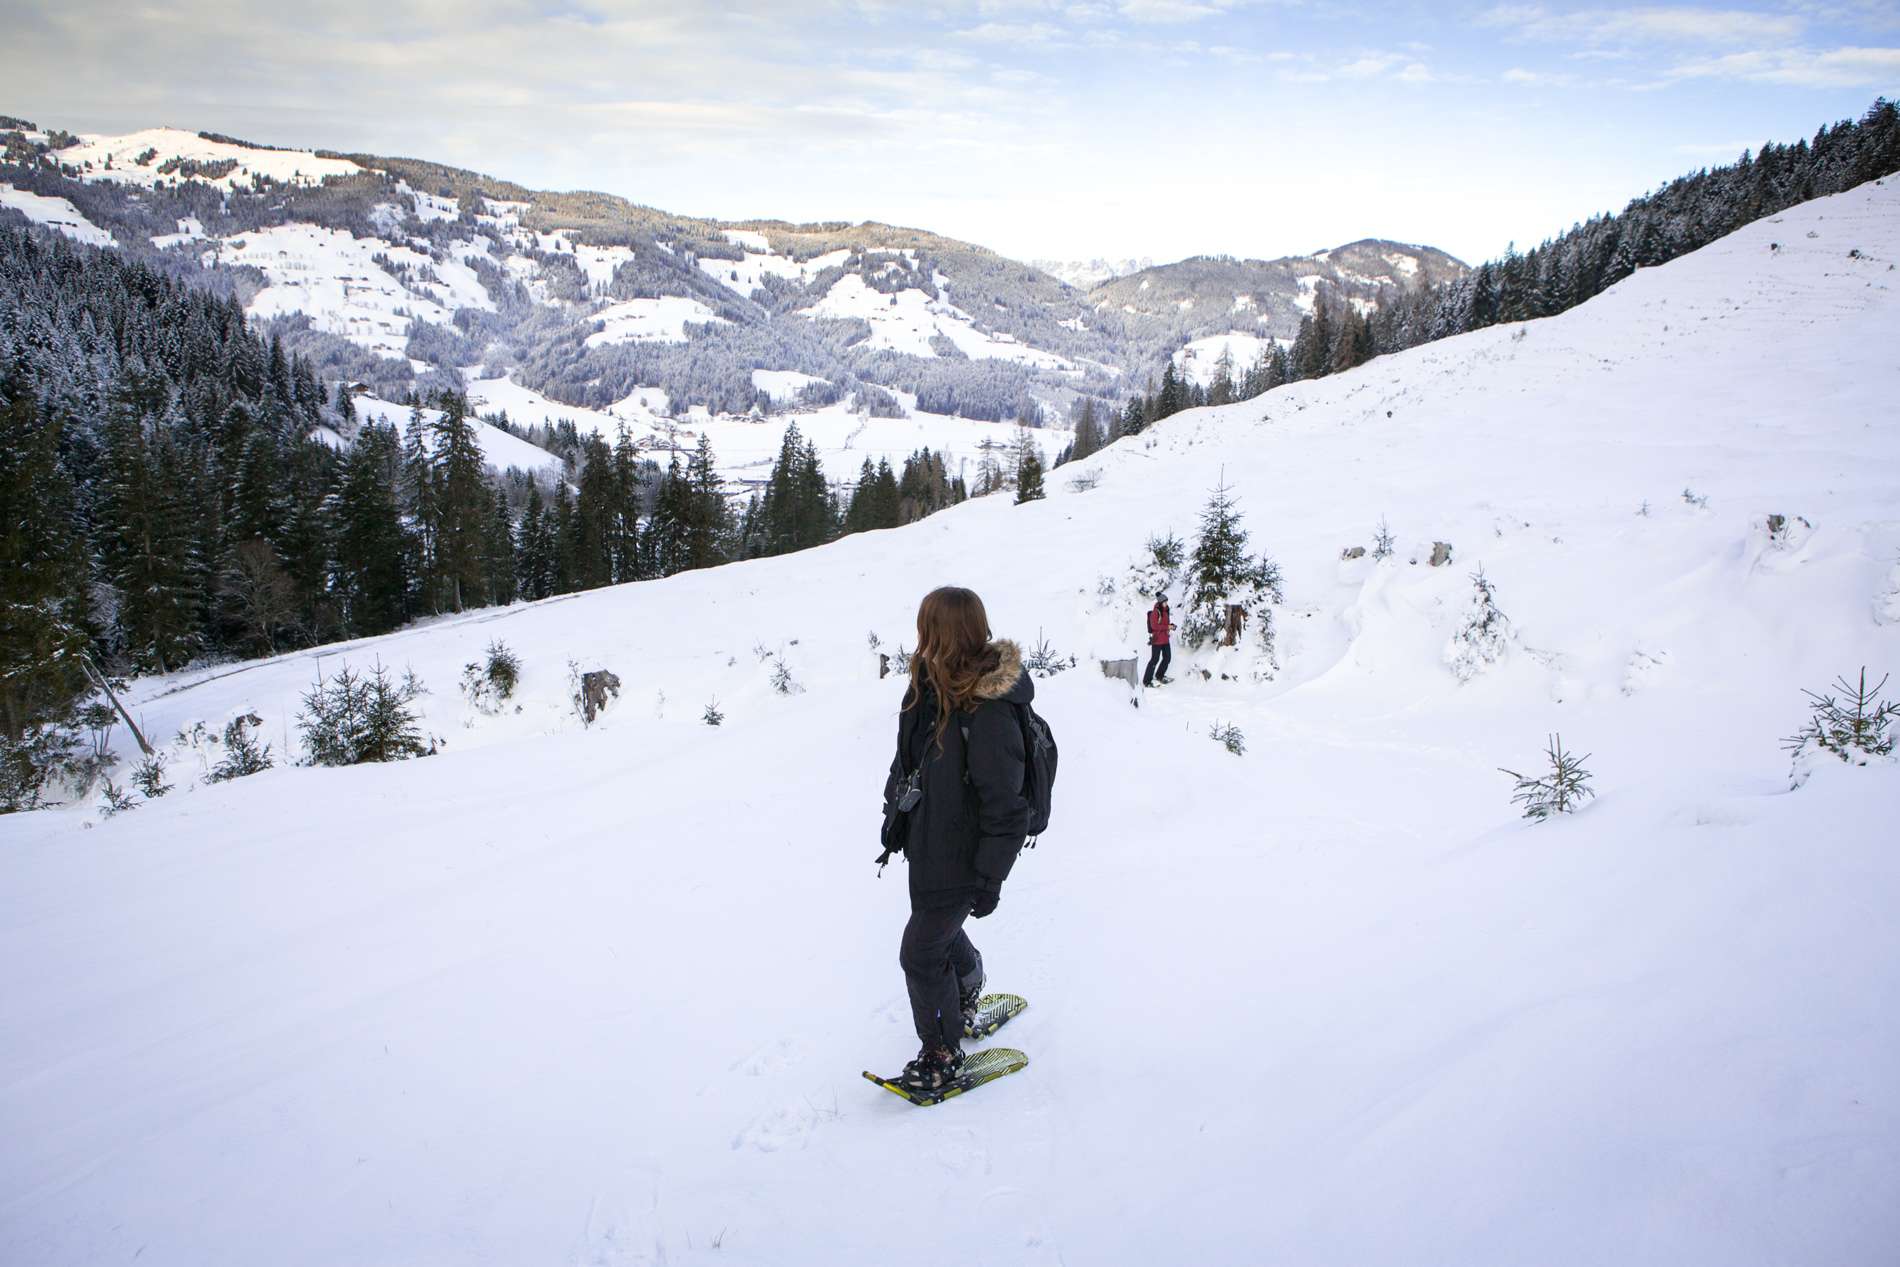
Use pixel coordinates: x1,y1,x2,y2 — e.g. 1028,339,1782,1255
1143,594,1173,686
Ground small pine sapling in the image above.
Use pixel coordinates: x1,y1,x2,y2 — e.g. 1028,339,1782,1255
1784,667,1896,783
131,753,170,799
1445,566,1512,682
1372,516,1396,561
208,714,275,782
1681,487,1710,509
1500,734,1595,820
100,777,137,818
462,640,523,715
770,656,801,695
1210,721,1246,756
1023,630,1076,677
703,700,725,726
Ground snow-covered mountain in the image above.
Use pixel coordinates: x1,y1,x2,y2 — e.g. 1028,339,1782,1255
1027,255,1156,288
1091,238,1469,334
0,120,1456,450
5,167,1897,1265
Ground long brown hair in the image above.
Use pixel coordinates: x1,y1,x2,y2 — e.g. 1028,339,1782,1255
905,586,1000,749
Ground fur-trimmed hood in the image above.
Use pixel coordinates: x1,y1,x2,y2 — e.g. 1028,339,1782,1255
972,639,1034,704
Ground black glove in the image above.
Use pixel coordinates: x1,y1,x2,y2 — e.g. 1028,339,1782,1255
971,877,1002,919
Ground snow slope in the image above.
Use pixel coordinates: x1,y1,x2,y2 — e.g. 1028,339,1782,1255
52,127,361,191
4,179,1899,1266
0,183,115,247
1172,330,1279,386
215,224,495,357
802,273,1078,369
583,296,727,347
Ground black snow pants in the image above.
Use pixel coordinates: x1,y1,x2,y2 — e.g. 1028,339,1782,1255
900,905,984,1051
1144,642,1172,686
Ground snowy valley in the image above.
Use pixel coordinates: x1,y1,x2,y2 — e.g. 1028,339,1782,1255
3,157,1898,1267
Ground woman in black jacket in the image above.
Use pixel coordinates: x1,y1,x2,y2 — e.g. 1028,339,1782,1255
882,586,1032,1092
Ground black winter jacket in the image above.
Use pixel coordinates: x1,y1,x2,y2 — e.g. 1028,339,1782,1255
883,639,1034,910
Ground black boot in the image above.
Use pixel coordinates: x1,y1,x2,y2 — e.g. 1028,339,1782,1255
899,1045,965,1093
959,979,986,1036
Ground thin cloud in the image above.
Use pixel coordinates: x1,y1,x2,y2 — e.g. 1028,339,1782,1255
957,20,1064,43
1667,43,1900,86
1481,5,1805,46
1120,0,1232,23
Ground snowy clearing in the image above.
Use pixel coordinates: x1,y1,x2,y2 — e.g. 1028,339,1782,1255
4,178,1899,1266
0,182,115,247
801,273,1076,369
51,126,361,191
583,296,727,347
214,224,495,356
1172,330,1281,385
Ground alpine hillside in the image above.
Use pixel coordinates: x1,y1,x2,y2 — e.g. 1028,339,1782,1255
0,115,1459,476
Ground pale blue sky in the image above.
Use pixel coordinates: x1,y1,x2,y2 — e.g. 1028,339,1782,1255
4,1,1897,266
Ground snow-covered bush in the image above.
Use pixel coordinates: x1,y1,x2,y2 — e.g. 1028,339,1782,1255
462,640,522,715
889,644,912,676
299,663,432,766
1024,632,1077,678
1682,487,1710,509
1500,734,1595,820
1785,668,1896,786
1445,566,1512,682
770,656,802,696
1210,721,1246,756
207,714,275,782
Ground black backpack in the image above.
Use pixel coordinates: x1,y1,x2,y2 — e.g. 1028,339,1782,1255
963,702,1058,844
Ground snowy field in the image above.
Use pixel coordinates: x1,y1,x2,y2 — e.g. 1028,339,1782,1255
1173,330,1280,386
3,178,1898,1265
50,127,362,192
0,182,116,247
462,372,1067,488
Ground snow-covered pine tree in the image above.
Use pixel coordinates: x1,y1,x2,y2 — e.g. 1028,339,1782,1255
1445,566,1512,681
1184,477,1276,650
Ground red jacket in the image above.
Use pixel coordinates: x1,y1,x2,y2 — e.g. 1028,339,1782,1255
1147,605,1173,646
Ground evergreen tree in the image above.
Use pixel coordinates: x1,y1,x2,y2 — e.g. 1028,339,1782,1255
482,485,517,606
515,482,557,600
330,421,410,636
0,363,91,741
429,394,489,612
1016,440,1046,504
1184,477,1275,648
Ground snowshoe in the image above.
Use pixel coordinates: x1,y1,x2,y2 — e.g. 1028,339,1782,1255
963,992,1028,1040
864,1047,1029,1107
